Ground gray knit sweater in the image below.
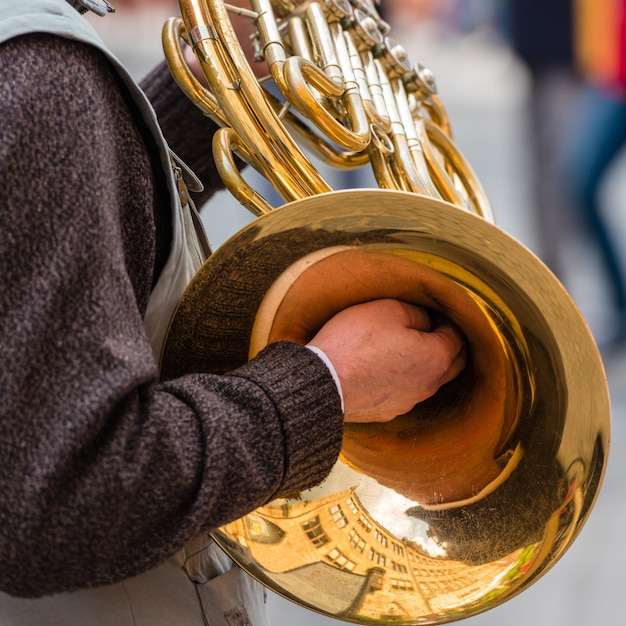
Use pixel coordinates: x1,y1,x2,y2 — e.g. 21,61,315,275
0,32,343,597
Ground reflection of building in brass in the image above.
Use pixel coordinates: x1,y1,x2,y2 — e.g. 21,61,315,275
220,489,528,621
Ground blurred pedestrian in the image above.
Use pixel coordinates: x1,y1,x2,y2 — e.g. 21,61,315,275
562,0,626,348
501,0,581,276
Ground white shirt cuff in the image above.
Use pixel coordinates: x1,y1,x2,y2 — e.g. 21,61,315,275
305,345,345,412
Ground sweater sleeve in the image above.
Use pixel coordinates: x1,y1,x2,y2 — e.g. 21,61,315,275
0,34,343,598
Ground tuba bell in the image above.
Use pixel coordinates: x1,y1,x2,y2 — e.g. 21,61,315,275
160,1,610,624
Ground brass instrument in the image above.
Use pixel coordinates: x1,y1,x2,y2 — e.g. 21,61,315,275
160,1,611,623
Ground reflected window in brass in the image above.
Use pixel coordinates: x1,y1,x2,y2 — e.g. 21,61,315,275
346,497,359,515
301,515,330,547
326,548,356,571
374,529,388,547
348,528,366,552
246,514,285,544
368,548,386,566
391,579,414,591
357,515,372,533
329,504,348,528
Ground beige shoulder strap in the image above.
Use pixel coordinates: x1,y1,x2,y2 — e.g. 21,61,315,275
144,152,211,363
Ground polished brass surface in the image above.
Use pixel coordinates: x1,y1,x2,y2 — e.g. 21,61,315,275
162,190,609,624
161,1,610,624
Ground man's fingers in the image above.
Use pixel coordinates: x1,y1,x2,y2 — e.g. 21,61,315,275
396,301,432,332
443,351,468,385
430,322,467,358
421,322,468,388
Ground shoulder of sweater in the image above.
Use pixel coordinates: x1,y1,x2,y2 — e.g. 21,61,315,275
1,32,139,141
2,32,114,90
1,31,157,229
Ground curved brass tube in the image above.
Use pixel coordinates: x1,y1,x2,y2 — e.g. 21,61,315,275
213,127,274,215
162,17,227,123
423,118,495,221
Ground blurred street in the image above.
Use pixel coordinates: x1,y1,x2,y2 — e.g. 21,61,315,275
88,3,626,625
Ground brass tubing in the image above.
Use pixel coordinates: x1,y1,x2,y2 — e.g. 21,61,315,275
212,127,274,215
375,57,432,193
176,0,309,200
424,118,495,221
346,34,391,132
264,90,371,168
162,17,229,124
416,116,468,209
211,0,333,197
391,75,442,198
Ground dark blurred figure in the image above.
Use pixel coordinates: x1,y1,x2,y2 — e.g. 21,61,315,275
562,0,626,348
501,0,581,276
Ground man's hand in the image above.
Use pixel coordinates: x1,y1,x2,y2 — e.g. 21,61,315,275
308,299,466,423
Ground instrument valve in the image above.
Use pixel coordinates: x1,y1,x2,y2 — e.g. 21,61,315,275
407,63,438,98
347,0,391,35
351,9,384,49
379,37,412,78
325,0,354,21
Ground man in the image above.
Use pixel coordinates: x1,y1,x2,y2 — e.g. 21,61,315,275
0,0,465,624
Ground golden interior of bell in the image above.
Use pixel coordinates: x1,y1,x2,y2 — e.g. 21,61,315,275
250,247,530,506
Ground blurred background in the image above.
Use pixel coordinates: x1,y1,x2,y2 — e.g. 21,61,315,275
88,1,625,625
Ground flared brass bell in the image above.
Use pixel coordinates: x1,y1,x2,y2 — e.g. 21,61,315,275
161,189,610,625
